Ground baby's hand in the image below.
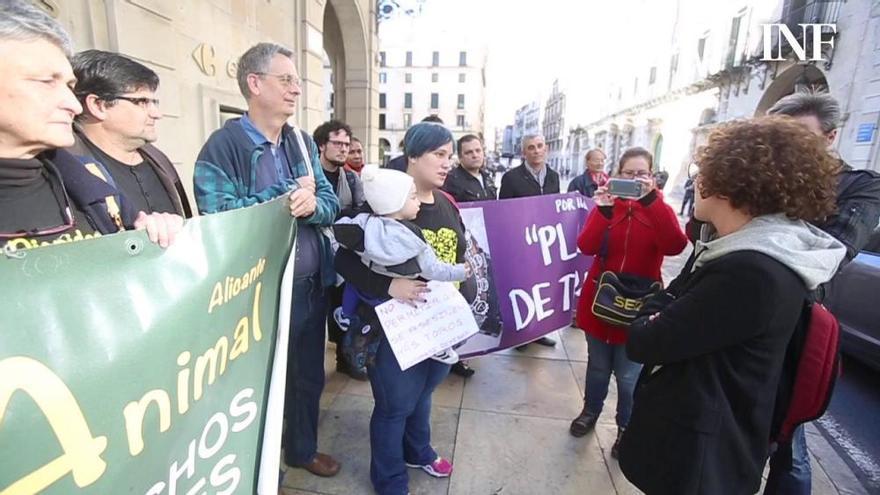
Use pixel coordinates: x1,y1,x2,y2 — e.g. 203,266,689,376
464,261,474,278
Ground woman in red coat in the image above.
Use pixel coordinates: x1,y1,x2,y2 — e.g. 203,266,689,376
569,147,687,458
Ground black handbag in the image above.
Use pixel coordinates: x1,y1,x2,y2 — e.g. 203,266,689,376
590,228,662,327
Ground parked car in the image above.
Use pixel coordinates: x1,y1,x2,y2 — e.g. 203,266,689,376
825,227,880,371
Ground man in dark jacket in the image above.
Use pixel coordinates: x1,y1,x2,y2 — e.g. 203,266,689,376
763,91,880,495
443,134,497,202
567,148,607,197
69,50,192,219
499,133,559,348
441,134,497,378
194,42,341,478
1,0,181,253
313,119,367,380
499,134,561,199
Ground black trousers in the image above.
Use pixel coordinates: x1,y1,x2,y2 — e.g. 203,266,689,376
326,284,345,363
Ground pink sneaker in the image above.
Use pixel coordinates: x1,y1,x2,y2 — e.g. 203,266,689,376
406,457,453,478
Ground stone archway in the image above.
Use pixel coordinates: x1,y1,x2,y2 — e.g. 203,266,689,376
322,0,373,160
754,64,829,116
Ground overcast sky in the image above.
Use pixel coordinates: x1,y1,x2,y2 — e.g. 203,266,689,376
379,0,653,139
382,0,643,139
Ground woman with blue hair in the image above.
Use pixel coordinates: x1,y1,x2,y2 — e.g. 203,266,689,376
335,122,465,495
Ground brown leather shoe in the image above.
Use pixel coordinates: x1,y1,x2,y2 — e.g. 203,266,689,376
294,453,340,477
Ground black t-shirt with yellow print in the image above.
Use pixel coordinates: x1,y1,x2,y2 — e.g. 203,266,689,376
415,190,467,266
0,157,99,253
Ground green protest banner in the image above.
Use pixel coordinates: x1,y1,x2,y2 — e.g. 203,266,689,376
0,197,296,495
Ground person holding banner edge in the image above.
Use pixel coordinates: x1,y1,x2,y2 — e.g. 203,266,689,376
193,43,341,479
570,147,687,459
441,133,498,378
499,133,561,349
69,50,193,220
0,0,183,254
334,122,466,495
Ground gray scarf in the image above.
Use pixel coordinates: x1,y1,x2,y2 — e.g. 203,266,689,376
335,167,353,210
693,214,845,290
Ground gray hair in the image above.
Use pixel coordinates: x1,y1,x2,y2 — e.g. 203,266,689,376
585,148,605,161
767,90,841,134
0,0,72,56
521,133,544,148
236,42,294,99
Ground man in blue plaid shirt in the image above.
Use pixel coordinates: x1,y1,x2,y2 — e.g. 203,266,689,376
194,42,341,479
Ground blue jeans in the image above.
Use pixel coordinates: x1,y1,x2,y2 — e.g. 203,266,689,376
585,334,641,428
368,338,451,495
764,425,811,495
282,275,328,466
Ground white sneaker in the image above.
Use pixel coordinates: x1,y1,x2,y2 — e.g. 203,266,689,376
333,307,350,331
430,348,459,365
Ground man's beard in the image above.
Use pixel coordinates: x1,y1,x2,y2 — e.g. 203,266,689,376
328,158,346,169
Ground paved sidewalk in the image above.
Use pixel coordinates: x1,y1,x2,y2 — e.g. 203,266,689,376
282,208,868,495
282,330,866,494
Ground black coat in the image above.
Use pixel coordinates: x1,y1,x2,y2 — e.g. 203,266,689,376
620,251,806,495
566,172,600,197
69,127,193,218
498,164,560,199
49,149,140,233
442,166,497,202
386,154,407,172
822,163,880,262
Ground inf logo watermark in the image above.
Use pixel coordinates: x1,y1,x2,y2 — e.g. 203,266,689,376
762,24,836,61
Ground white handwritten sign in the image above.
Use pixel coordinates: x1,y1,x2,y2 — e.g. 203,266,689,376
376,281,479,371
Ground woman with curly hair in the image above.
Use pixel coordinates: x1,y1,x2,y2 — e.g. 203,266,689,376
617,116,847,495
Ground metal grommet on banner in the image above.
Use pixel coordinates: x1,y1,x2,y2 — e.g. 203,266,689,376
3,245,26,260
126,237,144,256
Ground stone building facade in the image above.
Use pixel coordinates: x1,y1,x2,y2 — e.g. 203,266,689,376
37,0,379,201
543,79,566,174
375,16,487,162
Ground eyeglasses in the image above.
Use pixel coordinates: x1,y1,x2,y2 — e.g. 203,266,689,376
254,72,301,88
619,170,652,178
108,95,161,108
328,140,351,149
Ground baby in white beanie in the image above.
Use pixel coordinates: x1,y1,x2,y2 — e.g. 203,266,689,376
333,165,472,366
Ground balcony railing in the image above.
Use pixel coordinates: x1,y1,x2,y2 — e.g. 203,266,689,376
770,1,843,57
783,0,843,29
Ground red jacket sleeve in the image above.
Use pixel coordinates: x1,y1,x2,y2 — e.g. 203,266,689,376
641,195,688,256
578,206,612,255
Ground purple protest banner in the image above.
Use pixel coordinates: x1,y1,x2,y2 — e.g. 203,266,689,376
455,193,594,358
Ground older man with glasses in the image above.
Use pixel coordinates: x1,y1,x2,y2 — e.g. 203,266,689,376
194,42,341,479
0,0,182,253
69,50,192,219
